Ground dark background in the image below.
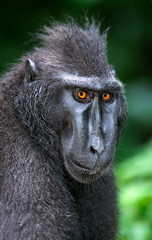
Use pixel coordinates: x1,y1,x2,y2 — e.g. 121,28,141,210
0,0,152,239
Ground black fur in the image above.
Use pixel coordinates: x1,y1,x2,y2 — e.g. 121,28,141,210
0,19,127,240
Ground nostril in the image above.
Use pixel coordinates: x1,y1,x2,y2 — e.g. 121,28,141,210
90,146,97,154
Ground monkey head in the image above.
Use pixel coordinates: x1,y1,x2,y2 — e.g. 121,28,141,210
14,22,127,184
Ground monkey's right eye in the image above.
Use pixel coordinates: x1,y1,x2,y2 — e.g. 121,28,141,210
73,90,92,103
77,91,87,99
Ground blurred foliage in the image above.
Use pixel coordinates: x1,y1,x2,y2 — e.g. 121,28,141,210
0,0,152,239
116,141,152,240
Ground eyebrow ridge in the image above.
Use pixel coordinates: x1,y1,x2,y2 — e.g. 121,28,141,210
55,72,123,92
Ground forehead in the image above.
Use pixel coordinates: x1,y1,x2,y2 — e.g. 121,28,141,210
56,72,123,92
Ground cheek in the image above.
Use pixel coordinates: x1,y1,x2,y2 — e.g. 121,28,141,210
102,112,118,147
61,116,73,157
103,104,118,131
105,121,117,140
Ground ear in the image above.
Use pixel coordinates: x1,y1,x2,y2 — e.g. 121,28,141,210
24,59,39,82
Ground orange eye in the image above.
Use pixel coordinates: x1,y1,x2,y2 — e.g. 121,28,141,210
102,93,111,101
73,89,93,103
77,91,87,99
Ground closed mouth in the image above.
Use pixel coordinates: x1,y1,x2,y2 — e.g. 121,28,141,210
65,157,101,177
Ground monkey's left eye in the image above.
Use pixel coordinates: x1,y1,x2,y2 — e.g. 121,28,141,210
73,90,92,103
102,92,112,102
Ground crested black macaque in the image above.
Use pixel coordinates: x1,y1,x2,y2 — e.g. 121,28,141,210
0,19,127,240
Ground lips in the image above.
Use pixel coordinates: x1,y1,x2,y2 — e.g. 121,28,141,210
64,157,103,183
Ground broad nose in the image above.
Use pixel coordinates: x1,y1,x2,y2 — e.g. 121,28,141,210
89,98,104,155
90,135,104,155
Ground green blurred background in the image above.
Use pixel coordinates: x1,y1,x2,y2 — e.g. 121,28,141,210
0,0,152,239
